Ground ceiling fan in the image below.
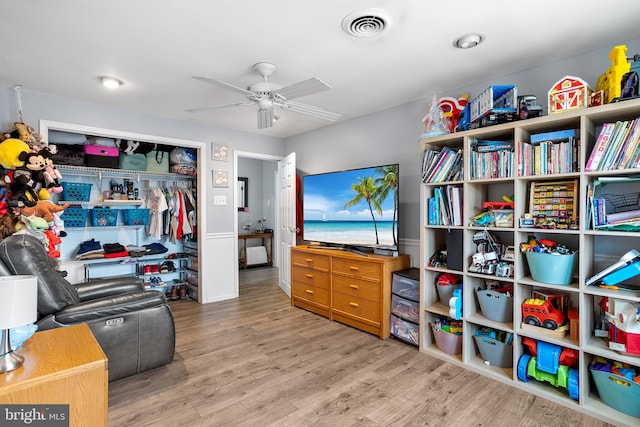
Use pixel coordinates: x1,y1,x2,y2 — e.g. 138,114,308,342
187,62,341,129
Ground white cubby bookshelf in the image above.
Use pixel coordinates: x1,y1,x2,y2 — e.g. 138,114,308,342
419,97,640,426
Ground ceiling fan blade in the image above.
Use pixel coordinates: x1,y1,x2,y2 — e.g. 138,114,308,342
192,76,256,97
185,102,254,113
281,101,341,121
257,108,274,129
274,78,332,100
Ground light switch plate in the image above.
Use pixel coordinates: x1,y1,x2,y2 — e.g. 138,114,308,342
213,195,227,205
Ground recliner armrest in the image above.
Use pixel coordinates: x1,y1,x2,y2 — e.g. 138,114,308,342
54,290,168,324
74,276,145,301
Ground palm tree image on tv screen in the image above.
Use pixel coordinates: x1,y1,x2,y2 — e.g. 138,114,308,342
303,164,399,249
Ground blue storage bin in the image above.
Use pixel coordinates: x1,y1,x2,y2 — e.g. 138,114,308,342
90,207,119,226
122,208,150,226
59,207,88,228
590,366,640,417
61,182,92,202
525,251,577,285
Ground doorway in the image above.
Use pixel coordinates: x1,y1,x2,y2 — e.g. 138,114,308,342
234,151,294,298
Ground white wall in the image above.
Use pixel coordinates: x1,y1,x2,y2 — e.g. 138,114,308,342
0,86,285,233
285,37,640,248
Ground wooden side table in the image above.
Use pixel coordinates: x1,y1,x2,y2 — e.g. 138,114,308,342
0,323,108,426
238,232,273,269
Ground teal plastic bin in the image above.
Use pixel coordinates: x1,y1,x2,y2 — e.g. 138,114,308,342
590,367,640,417
525,251,577,285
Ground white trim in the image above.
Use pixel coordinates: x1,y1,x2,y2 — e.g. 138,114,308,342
233,150,284,295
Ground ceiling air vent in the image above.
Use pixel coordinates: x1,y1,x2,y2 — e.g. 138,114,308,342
342,9,392,38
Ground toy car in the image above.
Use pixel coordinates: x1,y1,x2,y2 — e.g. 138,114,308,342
522,298,565,330
517,95,543,119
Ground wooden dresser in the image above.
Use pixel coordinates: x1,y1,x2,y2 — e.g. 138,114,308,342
0,323,108,426
291,245,410,339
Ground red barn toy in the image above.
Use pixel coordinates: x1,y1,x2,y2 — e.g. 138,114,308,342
548,75,592,114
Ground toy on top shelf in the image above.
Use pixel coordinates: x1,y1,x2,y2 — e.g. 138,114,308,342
420,95,451,138
437,94,468,133
518,337,579,400
596,45,632,104
461,85,518,130
517,95,543,119
548,76,593,114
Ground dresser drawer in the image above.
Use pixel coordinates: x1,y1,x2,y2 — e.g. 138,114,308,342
332,258,381,282
292,266,330,289
292,281,330,306
332,274,380,302
292,251,330,272
332,292,380,323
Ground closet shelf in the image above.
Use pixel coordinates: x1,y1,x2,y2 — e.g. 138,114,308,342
57,165,195,181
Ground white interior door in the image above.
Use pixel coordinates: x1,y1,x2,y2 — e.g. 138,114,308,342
278,152,296,296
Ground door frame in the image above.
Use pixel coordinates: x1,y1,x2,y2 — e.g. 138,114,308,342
233,150,284,282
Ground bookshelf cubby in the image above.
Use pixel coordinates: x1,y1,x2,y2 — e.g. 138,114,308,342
419,98,640,426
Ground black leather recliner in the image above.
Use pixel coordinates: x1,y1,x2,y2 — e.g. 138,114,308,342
0,234,175,381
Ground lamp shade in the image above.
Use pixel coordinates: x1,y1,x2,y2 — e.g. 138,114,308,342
0,276,37,329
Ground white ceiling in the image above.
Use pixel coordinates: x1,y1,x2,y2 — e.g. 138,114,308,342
1,1,640,139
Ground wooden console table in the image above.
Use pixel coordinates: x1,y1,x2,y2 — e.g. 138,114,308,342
238,232,273,269
0,323,108,426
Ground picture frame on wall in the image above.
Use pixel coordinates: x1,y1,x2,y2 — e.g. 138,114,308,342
212,142,229,161
213,170,229,187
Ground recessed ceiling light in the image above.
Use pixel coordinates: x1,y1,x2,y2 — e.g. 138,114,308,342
453,33,484,49
342,9,392,38
99,76,124,89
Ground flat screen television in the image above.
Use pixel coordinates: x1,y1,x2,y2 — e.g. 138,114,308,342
302,164,399,253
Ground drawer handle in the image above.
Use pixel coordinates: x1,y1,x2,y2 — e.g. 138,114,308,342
349,266,360,271
349,302,359,308
306,289,314,295
349,284,359,290
306,274,314,279
305,258,313,263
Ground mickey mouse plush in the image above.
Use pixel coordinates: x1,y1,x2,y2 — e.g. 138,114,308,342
9,151,47,207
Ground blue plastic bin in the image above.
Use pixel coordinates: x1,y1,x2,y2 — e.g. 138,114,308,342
590,367,640,417
525,251,577,285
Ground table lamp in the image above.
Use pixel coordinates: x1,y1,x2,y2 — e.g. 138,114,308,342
0,275,37,373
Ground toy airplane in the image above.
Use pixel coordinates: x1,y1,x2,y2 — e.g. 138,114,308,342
586,249,640,286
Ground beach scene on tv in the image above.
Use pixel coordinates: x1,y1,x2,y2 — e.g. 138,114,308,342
303,164,399,249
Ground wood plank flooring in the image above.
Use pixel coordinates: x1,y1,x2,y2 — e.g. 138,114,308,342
108,268,611,426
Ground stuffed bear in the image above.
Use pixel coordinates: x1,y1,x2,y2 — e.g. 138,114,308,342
0,122,46,150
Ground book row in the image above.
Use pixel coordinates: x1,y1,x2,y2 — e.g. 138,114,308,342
586,117,640,171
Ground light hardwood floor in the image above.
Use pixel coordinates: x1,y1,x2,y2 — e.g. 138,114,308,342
108,268,611,427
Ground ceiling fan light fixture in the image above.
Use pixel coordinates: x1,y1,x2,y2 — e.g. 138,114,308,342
99,76,124,89
453,33,484,49
342,9,392,38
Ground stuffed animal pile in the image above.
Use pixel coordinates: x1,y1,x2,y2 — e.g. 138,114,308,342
0,121,67,258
